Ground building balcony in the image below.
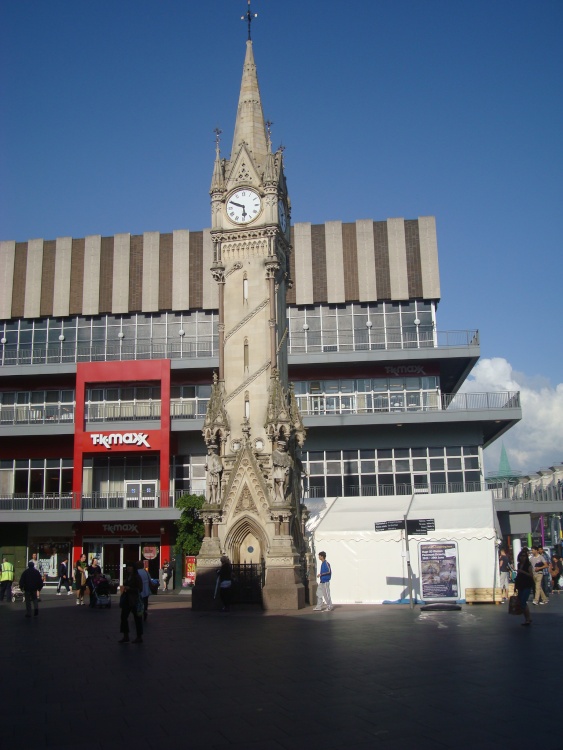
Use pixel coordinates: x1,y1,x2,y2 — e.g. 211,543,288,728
0,404,75,425
297,390,520,417
0,329,476,369
0,492,186,523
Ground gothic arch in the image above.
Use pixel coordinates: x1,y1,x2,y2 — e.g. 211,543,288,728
224,514,268,564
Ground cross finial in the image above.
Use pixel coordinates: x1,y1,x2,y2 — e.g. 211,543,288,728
241,0,257,41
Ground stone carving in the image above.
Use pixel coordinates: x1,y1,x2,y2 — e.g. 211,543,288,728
206,444,223,504
272,441,292,504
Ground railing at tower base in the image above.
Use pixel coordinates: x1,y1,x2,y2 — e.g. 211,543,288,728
230,562,265,605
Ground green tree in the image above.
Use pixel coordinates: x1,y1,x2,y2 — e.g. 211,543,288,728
174,493,205,555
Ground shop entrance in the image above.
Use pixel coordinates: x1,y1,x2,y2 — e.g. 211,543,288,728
83,539,160,586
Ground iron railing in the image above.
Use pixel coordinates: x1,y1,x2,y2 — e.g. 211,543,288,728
0,329,478,367
0,491,185,512
297,390,520,416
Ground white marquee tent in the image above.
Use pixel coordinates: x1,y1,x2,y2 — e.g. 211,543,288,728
311,491,498,604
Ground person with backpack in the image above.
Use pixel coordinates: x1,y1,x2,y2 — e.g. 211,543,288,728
314,551,333,611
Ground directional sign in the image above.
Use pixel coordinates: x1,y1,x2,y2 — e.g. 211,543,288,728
374,520,405,532
406,518,436,535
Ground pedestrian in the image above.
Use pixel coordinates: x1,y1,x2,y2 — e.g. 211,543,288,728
530,546,549,605
0,556,15,602
161,560,171,591
498,548,510,603
74,553,88,606
314,551,333,611
549,555,562,592
514,547,534,626
86,557,103,607
28,553,43,601
136,561,151,621
216,555,233,612
538,546,551,597
19,561,44,618
56,557,72,595
118,562,143,644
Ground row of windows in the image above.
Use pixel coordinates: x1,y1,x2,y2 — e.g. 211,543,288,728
0,390,74,405
293,377,439,394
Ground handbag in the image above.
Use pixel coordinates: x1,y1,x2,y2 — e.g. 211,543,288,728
135,593,144,618
508,593,522,616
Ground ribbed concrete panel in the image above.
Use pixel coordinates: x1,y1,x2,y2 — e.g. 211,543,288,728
387,218,409,300
23,239,44,318
356,220,377,302
52,237,72,317
0,241,16,320
325,221,345,303
418,216,440,300
112,234,130,314
293,223,313,306
172,230,190,310
142,232,160,312
82,235,101,316
202,229,218,310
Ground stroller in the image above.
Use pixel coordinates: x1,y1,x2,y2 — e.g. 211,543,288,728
90,575,112,608
11,582,24,604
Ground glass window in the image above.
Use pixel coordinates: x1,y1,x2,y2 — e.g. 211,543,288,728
361,461,375,472
412,447,427,457
429,447,444,457
446,446,462,456
430,459,444,471
378,460,393,472
309,464,324,475
326,476,342,495
463,446,479,456
326,462,341,475
326,451,341,460
412,459,427,471
395,460,410,472
447,458,462,470
464,457,480,470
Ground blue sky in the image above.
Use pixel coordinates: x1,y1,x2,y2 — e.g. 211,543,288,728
1,1,562,473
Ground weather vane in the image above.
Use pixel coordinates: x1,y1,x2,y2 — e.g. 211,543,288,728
241,0,258,41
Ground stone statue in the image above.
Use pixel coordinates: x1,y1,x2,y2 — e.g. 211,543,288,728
272,441,291,504
206,445,223,504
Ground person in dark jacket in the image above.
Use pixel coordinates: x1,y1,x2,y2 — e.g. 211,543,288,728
514,548,534,626
56,557,71,595
20,561,44,617
217,555,233,612
119,562,143,644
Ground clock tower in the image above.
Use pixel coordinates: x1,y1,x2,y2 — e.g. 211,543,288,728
192,35,311,610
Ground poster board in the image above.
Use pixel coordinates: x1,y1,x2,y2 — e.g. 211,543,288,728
419,542,459,601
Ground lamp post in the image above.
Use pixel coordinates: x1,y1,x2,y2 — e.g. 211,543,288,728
404,487,428,609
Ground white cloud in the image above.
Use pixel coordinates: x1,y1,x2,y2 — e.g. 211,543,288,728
460,357,563,475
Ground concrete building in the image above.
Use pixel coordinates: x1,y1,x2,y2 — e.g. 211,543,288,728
0,35,529,603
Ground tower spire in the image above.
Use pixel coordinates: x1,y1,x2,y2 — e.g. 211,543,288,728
230,39,268,170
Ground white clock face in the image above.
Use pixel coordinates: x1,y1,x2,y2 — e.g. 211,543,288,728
226,189,261,224
278,200,287,232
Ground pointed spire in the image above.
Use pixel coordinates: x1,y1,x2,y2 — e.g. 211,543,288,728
231,40,268,170
210,128,224,193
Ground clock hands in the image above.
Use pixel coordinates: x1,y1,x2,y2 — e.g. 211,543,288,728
230,201,248,219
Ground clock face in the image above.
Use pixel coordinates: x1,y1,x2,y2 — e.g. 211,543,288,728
278,200,287,232
226,189,262,224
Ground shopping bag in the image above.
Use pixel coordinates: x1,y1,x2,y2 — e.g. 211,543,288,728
508,594,522,615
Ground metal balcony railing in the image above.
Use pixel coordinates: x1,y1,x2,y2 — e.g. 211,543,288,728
297,390,520,417
0,329,479,367
0,404,75,425
287,329,479,354
0,492,183,512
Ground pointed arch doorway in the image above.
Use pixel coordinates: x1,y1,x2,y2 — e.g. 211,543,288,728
224,516,266,605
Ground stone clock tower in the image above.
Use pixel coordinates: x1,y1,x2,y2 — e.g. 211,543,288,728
192,38,311,610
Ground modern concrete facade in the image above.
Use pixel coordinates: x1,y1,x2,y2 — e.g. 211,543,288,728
0,37,533,600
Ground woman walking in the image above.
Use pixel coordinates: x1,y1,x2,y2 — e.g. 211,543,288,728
74,553,87,606
514,548,534,626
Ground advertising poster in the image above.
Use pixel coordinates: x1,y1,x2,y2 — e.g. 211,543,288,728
185,556,196,586
419,542,459,600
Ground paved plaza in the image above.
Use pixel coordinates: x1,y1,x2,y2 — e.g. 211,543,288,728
1,589,561,750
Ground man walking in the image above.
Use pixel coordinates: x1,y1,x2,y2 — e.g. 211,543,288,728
314,551,333,611
0,556,15,602
530,546,549,605
19,561,44,617
56,557,72,595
